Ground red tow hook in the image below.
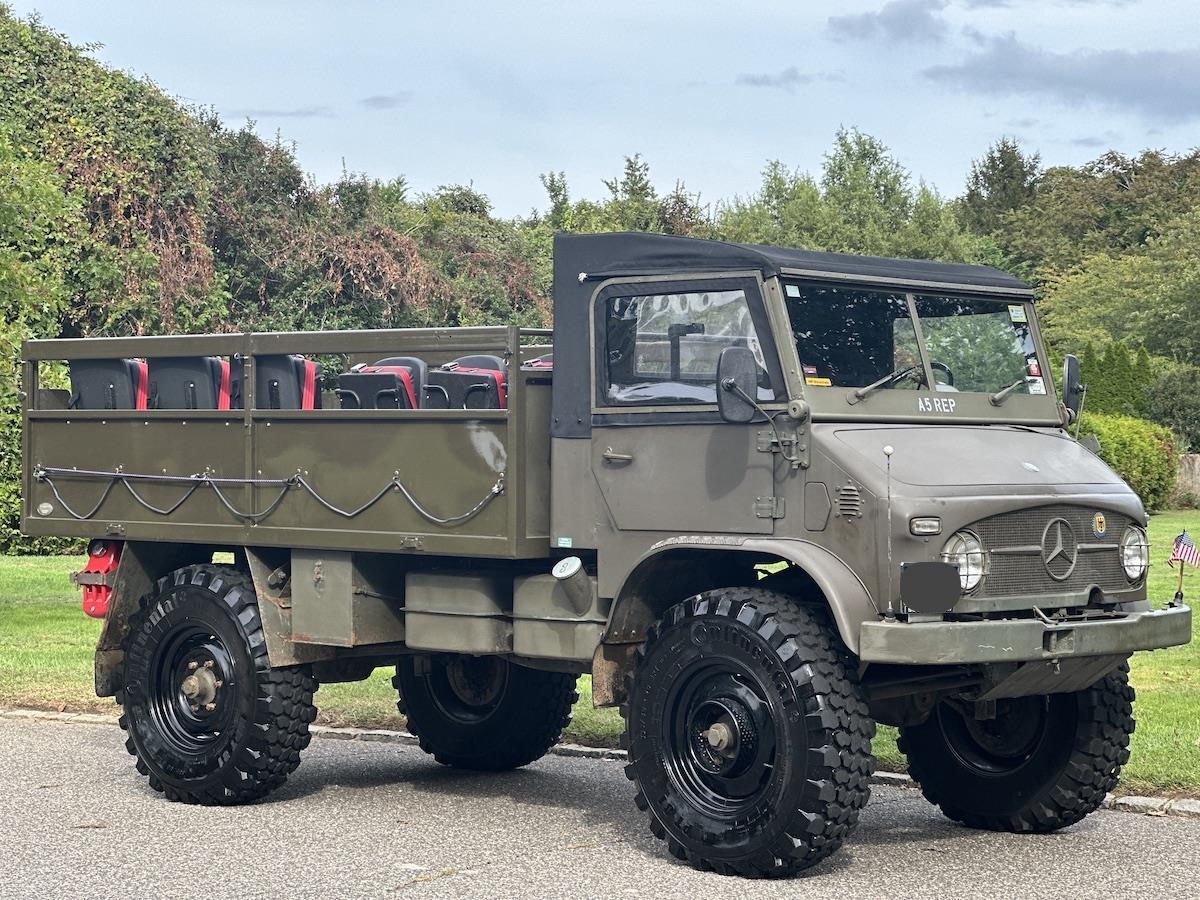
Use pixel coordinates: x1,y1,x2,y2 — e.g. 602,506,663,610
73,540,122,619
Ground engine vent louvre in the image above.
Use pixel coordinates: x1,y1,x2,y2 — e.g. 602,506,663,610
836,484,863,518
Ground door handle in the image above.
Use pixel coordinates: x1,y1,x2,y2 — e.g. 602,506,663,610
602,447,635,463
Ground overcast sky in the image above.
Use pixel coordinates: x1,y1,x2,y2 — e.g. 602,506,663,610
9,1,1197,216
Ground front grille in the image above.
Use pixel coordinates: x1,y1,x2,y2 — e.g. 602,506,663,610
969,504,1133,598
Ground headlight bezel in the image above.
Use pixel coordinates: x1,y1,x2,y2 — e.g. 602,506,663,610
1119,525,1149,582
941,529,986,593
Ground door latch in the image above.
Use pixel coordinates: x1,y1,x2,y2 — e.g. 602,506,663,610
756,429,809,470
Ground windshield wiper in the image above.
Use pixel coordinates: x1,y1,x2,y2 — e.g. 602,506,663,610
989,377,1032,406
851,365,922,403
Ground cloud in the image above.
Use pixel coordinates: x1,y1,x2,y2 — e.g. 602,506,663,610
925,34,1200,122
963,0,1136,5
360,92,413,110
735,67,840,91
1069,131,1122,148
231,104,335,119
829,0,949,43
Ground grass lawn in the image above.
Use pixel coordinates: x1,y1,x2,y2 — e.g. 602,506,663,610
2,512,1197,796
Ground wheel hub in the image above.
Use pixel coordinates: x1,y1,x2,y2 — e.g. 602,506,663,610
939,695,1049,775
664,667,778,817
148,625,237,755
432,657,506,724
689,697,758,776
180,662,221,709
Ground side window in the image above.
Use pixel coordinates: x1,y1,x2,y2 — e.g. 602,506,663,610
604,288,777,405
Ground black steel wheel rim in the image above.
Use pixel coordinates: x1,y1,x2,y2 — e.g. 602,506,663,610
937,696,1049,777
662,660,778,821
428,656,509,725
147,622,237,756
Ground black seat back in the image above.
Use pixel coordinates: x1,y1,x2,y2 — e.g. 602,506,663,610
147,357,231,410
373,357,428,405
254,354,322,409
337,368,416,409
426,355,507,409
68,359,148,410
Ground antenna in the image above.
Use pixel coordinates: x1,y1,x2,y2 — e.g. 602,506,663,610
883,445,895,621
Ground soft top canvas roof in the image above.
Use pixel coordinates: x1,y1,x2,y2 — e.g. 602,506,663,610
549,232,1032,439
555,231,1032,294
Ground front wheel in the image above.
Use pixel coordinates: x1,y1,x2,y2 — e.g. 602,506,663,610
393,654,578,770
118,564,317,805
623,589,875,878
898,663,1135,832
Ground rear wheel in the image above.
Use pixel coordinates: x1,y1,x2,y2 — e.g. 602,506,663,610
623,588,875,878
898,663,1135,832
118,564,317,805
393,654,577,770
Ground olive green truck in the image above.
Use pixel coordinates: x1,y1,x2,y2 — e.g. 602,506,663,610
20,233,1192,877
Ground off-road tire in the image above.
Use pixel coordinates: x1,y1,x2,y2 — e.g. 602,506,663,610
393,654,577,771
117,564,317,805
623,588,875,878
898,662,1135,832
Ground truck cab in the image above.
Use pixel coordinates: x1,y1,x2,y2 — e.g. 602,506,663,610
21,232,1191,878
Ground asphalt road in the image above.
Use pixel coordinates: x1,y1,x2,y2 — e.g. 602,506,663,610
1,717,1198,900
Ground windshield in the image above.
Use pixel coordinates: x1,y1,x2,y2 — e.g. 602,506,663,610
784,283,1045,397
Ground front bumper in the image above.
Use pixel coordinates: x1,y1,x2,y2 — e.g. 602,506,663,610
859,604,1191,665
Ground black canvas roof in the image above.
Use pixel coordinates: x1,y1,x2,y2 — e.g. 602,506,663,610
555,231,1031,293
549,232,1032,439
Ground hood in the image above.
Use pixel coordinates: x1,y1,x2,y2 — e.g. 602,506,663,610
828,425,1126,489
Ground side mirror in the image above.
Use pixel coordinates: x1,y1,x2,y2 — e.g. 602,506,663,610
716,346,758,424
1062,354,1085,419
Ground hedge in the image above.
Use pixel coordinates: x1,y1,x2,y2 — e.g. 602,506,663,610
1077,412,1179,511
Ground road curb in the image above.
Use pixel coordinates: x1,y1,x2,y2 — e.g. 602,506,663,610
4,706,1197,820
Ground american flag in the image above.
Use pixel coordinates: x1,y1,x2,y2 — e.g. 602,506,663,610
1169,531,1200,568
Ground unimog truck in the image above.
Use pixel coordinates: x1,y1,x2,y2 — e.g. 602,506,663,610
20,232,1192,877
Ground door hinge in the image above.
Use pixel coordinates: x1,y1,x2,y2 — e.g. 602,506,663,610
756,428,809,470
755,496,786,519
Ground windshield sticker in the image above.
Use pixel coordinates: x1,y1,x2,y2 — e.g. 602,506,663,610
917,396,957,413
1027,376,1046,395
803,364,818,375
785,284,801,298
1008,304,1028,323
805,376,832,387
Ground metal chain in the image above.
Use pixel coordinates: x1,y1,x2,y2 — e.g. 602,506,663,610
32,465,504,528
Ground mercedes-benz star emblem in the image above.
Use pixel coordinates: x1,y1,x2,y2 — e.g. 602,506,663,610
1041,517,1078,581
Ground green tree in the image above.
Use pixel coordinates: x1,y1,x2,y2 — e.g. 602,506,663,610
959,137,1040,236
0,129,79,550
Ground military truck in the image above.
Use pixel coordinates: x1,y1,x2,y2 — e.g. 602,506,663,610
20,232,1191,877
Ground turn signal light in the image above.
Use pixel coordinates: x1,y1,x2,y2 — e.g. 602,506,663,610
909,517,942,536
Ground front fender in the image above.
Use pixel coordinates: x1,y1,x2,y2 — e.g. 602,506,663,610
606,537,878,655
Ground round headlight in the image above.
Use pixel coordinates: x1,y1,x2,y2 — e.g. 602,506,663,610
1120,526,1148,581
941,530,985,592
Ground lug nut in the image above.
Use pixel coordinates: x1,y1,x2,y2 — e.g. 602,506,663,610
213,680,223,688
204,703,216,711
187,661,199,671
203,660,214,669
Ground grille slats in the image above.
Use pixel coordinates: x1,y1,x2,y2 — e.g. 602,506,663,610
970,504,1132,598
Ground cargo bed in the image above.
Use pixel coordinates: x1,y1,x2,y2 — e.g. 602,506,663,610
21,326,553,559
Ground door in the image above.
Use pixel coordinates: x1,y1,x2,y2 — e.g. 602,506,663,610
589,277,783,535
